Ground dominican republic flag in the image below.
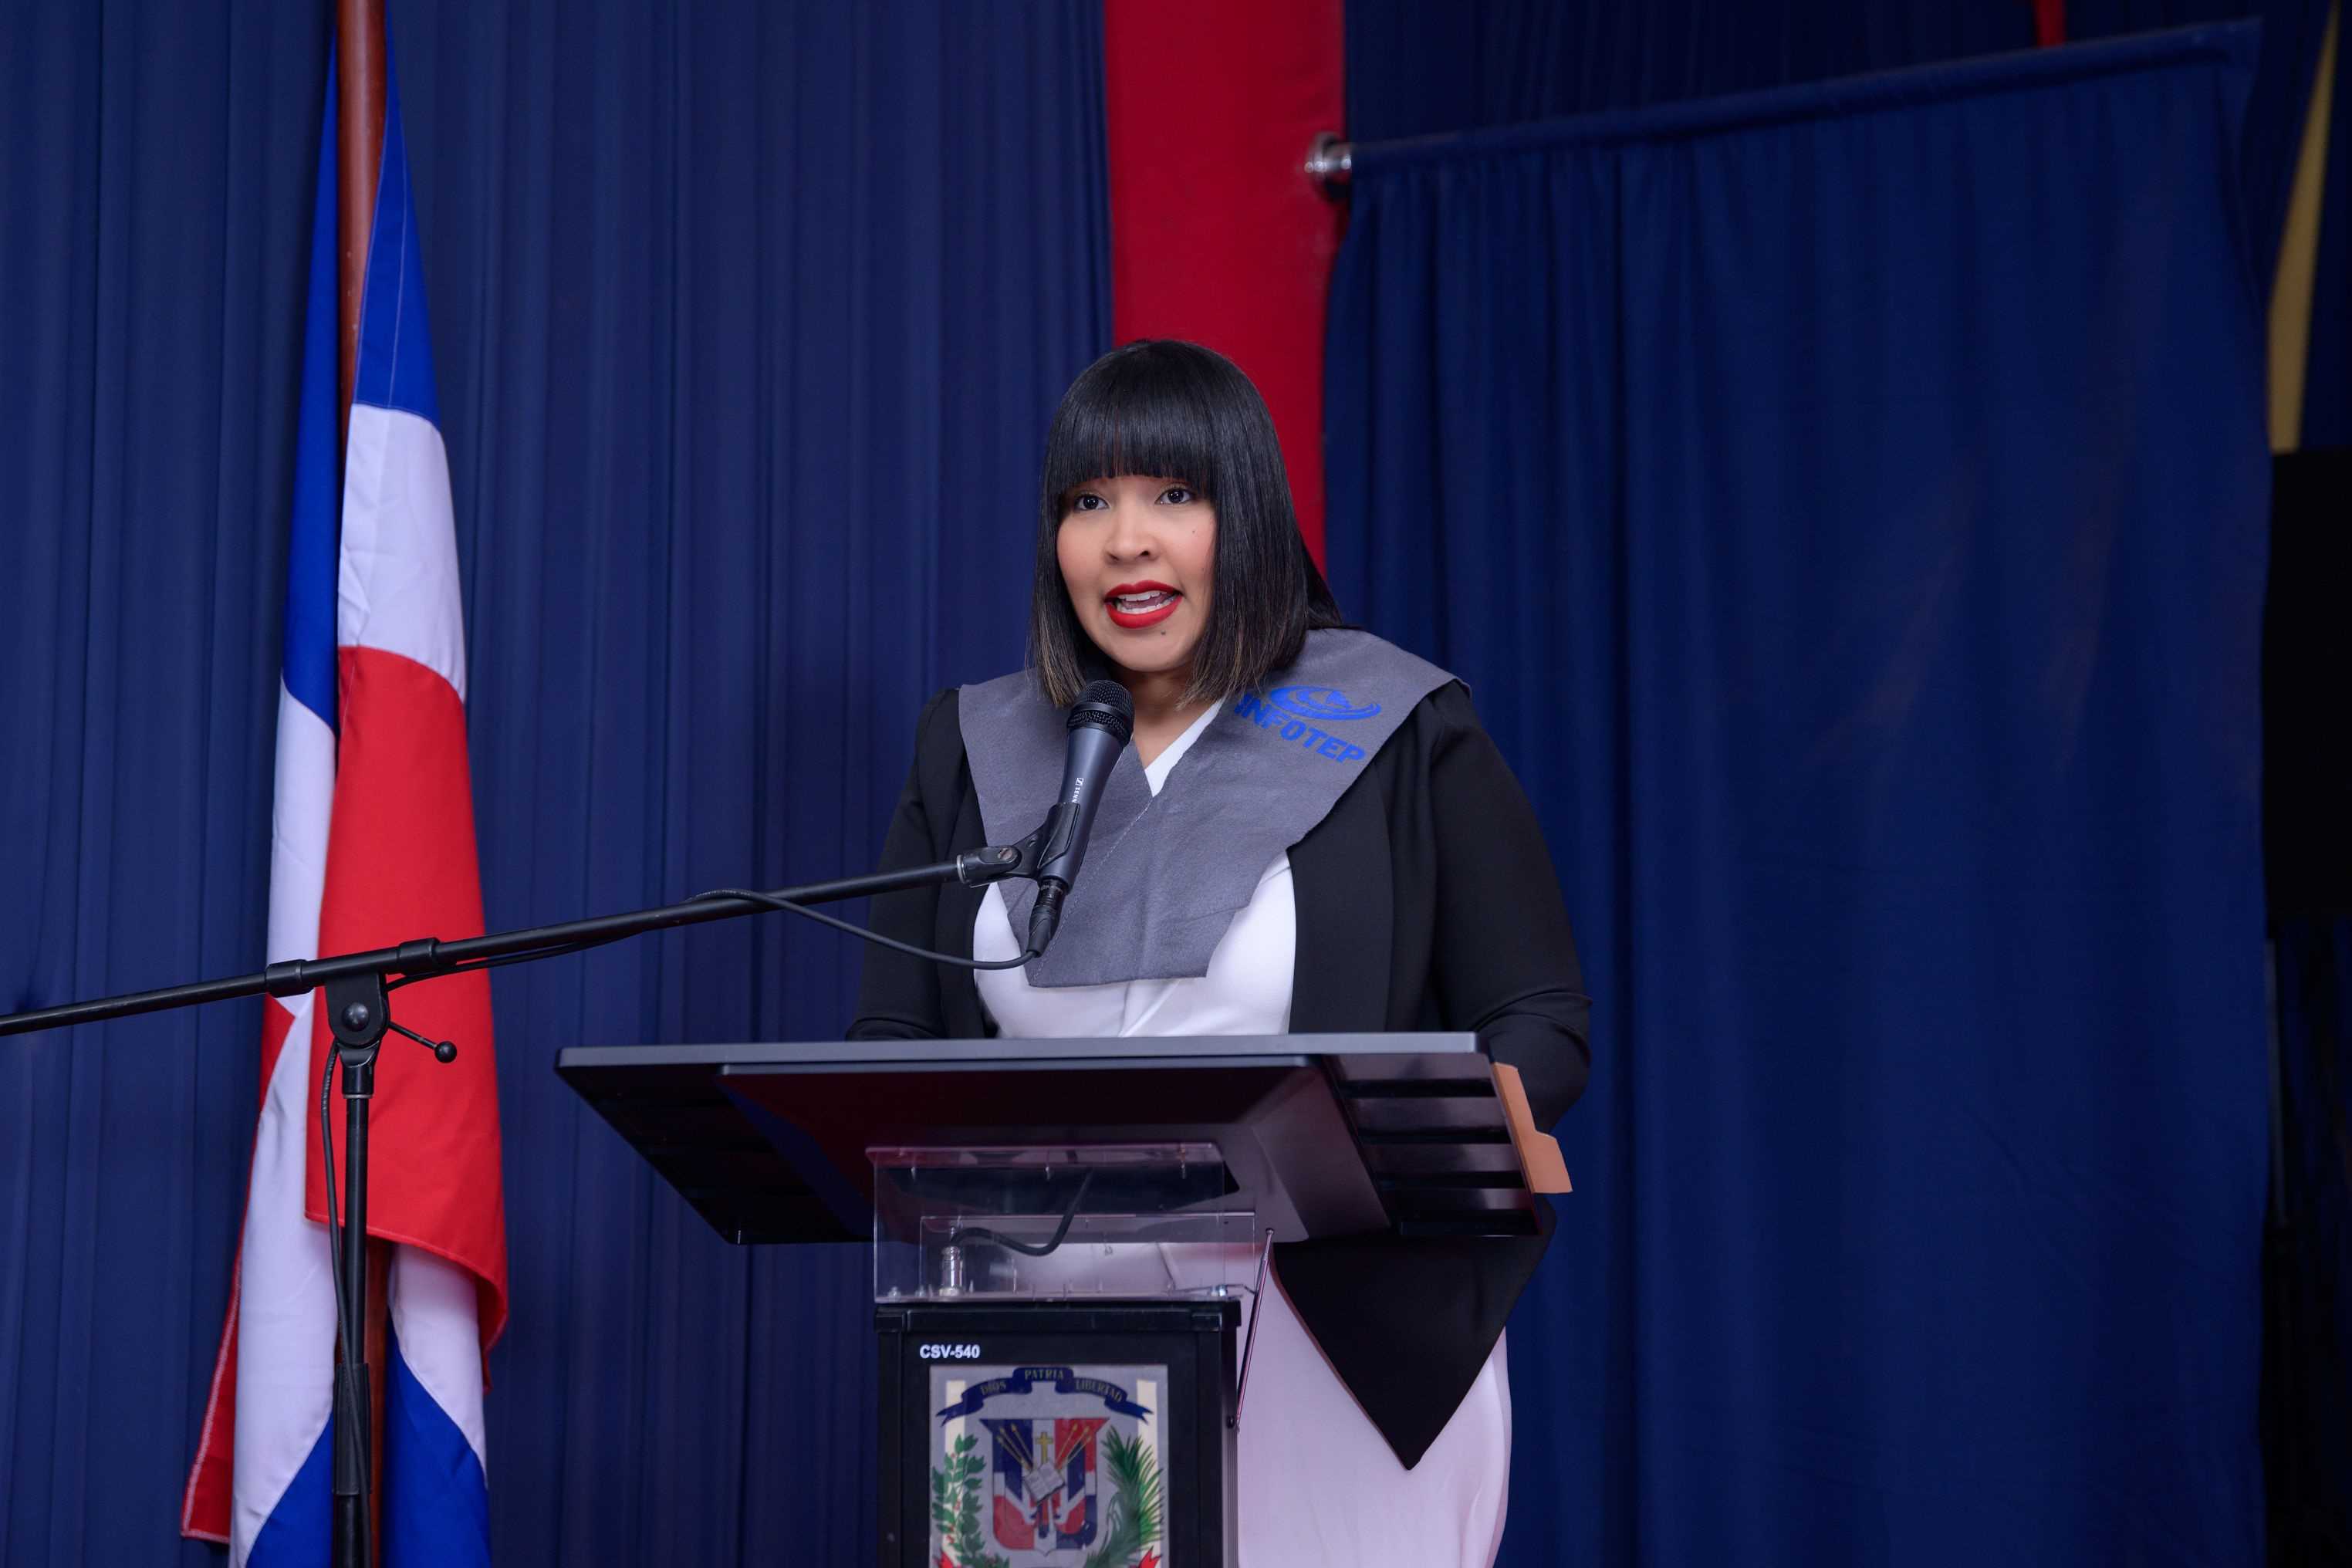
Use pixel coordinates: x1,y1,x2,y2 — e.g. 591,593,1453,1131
181,49,508,1566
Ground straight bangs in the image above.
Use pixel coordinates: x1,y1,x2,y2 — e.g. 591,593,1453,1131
1039,351,1230,516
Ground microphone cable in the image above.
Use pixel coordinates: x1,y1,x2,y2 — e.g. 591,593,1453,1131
687,888,1044,973
373,880,1045,1000
692,886,1042,972
945,1169,1099,1259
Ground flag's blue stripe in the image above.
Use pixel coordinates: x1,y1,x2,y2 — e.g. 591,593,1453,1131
244,1419,333,1568
282,54,343,735
353,52,440,429
382,1327,490,1568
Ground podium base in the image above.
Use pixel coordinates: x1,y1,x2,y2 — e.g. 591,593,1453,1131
876,1299,1239,1568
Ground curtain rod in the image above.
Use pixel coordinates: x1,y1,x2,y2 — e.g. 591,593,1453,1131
1298,24,2255,201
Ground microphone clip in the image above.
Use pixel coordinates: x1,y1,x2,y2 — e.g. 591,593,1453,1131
953,821,1076,958
954,833,1044,887
956,799,1090,890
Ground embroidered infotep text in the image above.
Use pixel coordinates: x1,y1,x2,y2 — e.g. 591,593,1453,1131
1233,691,1368,763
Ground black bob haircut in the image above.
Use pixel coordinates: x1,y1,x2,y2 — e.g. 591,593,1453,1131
1029,339,1344,708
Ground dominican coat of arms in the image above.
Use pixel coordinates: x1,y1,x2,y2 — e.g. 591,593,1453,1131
931,1364,1166,1568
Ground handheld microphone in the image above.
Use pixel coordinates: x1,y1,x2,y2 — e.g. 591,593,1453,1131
1026,679,1135,956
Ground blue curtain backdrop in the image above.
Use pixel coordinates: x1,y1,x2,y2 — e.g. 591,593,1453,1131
1326,28,2273,1567
1,5,331,1563
1343,0,2031,133
0,2,1107,1563
1344,0,2345,427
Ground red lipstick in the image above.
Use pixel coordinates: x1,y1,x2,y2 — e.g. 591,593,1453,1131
1104,580,1181,630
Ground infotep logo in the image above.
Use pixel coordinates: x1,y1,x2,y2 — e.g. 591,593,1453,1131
1268,685,1380,721
1232,691,1369,763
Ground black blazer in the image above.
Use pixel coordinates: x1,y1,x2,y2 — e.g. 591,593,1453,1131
851,678,1590,1466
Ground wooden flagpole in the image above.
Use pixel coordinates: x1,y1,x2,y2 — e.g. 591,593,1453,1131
333,0,390,1557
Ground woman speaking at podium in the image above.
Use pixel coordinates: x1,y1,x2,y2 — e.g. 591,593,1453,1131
853,340,1588,1568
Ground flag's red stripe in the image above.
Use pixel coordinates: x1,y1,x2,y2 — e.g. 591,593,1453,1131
255,993,297,1107
303,644,509,1348
179,1259,240,1542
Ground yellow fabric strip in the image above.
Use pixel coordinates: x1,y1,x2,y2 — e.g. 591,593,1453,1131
2271,0,2341,453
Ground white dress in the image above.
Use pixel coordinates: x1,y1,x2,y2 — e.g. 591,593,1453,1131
974,704,1512,1568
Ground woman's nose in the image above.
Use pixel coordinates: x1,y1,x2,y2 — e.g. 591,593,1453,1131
1101,501,1154,559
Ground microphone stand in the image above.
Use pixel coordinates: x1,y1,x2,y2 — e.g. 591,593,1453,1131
0,841,1039,1568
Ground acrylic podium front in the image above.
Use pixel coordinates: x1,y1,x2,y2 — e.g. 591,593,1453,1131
556,1032,1563,1567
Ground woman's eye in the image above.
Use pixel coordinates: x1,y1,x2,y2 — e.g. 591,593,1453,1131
1070,493,1107,512
1160,485,1195,505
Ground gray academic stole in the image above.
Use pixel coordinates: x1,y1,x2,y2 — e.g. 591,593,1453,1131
958,628,1457,986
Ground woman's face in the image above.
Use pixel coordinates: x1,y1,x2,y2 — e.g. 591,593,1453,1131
1057,473,1216,684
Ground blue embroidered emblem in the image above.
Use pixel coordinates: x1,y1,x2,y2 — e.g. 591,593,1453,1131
1269,685,1381,721
1234,691,1370,762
